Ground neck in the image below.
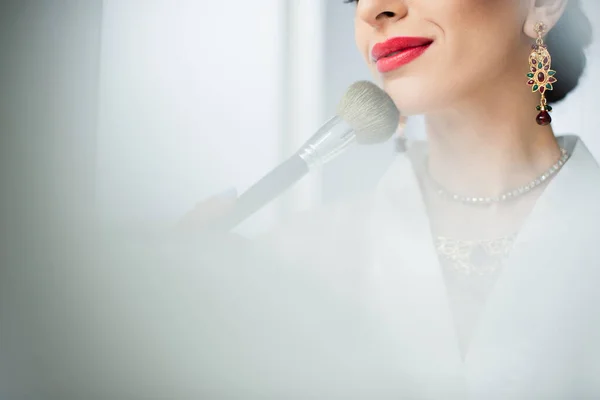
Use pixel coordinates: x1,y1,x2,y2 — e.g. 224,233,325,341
423,79,561,198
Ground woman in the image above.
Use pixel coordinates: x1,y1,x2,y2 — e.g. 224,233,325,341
12,0,595,398
251,0,600,398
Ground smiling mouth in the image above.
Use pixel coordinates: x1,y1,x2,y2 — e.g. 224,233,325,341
372,37,434,61
372,37,433,73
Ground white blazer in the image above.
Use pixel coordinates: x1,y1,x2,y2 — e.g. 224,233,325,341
264,135,600,399
7,137,598,399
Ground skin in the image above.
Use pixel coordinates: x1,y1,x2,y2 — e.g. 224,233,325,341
351,0,569,238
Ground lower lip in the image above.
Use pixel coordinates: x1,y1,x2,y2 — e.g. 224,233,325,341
376,44,431,73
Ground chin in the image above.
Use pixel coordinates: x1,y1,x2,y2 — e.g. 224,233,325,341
380,78,441,117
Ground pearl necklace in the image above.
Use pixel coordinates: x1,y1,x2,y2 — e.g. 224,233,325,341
428,148,569,205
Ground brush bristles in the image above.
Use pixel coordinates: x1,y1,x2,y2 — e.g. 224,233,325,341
336,81,400,145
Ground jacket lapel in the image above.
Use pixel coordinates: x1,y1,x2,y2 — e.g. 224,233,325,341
466,136,600,397
366,152,466,397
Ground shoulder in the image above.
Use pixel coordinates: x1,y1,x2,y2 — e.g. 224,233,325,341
531,135,600,261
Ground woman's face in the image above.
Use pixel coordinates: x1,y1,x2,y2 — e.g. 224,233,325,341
352,0,533,116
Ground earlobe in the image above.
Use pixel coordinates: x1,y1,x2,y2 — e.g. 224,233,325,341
523,0,569,38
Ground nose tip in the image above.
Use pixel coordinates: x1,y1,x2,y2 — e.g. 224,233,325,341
357,0,408,28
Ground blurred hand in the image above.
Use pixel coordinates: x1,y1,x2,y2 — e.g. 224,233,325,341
176,188,237,233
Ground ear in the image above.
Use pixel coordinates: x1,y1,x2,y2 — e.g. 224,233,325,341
523,0,569,39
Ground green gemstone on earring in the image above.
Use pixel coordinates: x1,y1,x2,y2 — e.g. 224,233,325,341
533,84,539,91
536,105,541,111
538,62,543,68
547,105,553,111
548,70,556,76
546,83,553,89
527,73,534,78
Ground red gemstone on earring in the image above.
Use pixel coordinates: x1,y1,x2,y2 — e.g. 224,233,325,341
531,66,537,72
536,110,552,126
543,57,548,64
548,77,557,83
537,72,545,81
531,58,537,65
540,86,545,94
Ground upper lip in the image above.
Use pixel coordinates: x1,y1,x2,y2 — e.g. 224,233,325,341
371,37,433,61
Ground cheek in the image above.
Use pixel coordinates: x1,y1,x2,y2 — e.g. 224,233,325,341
378,41,513,115
439,5,526,81
428,0,525,62
353,23,371,66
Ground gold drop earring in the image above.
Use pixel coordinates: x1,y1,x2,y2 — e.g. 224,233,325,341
526,22,557,126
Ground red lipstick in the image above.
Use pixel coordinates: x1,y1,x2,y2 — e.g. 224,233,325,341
372,37,433,73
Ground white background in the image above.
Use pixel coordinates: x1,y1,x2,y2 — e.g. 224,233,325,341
95,0,286,232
